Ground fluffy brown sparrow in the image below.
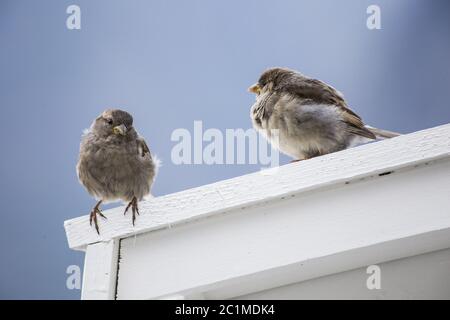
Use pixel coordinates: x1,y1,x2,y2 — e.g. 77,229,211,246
249,67,399,161
77,109,157,234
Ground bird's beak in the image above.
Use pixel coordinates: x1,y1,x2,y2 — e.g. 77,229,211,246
113,124,127,136
248,83,261,95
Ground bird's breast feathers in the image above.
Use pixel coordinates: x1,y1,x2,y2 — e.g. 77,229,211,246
78,132,154,182
250,92,353,159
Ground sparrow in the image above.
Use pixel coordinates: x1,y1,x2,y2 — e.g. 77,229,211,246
248,67,399,161
77,109,157,234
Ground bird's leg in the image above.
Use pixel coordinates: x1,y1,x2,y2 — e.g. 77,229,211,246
124,196,139,226
89,200,107,235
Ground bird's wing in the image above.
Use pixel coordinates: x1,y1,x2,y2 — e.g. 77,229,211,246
286,78,376,140
365,125,401,139
137,136,152,159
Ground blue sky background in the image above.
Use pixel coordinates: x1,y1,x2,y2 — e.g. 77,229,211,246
0,0,449,299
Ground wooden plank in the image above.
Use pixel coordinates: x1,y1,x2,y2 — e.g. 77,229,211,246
116,159,450,299
81,240,119,300
65,124,450,250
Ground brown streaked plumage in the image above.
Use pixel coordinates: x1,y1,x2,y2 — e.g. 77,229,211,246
249,67,399,161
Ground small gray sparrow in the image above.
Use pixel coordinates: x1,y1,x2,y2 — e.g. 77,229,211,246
249,67,399,161
77,109,156,234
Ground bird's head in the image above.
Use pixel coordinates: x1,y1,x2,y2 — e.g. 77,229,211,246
91,109,134,139
248,67,301,96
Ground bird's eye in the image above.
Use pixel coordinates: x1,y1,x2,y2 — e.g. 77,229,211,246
106,119,113,125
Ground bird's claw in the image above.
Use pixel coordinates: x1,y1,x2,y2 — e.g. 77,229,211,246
89,201,106,235
124,197,139,226
97,210,107,219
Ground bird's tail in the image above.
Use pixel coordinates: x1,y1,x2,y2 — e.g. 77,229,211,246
365,125,401,140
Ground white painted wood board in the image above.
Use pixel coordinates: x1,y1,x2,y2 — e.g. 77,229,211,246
235,248,450,300
81,240,119,300
115,159,450,299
